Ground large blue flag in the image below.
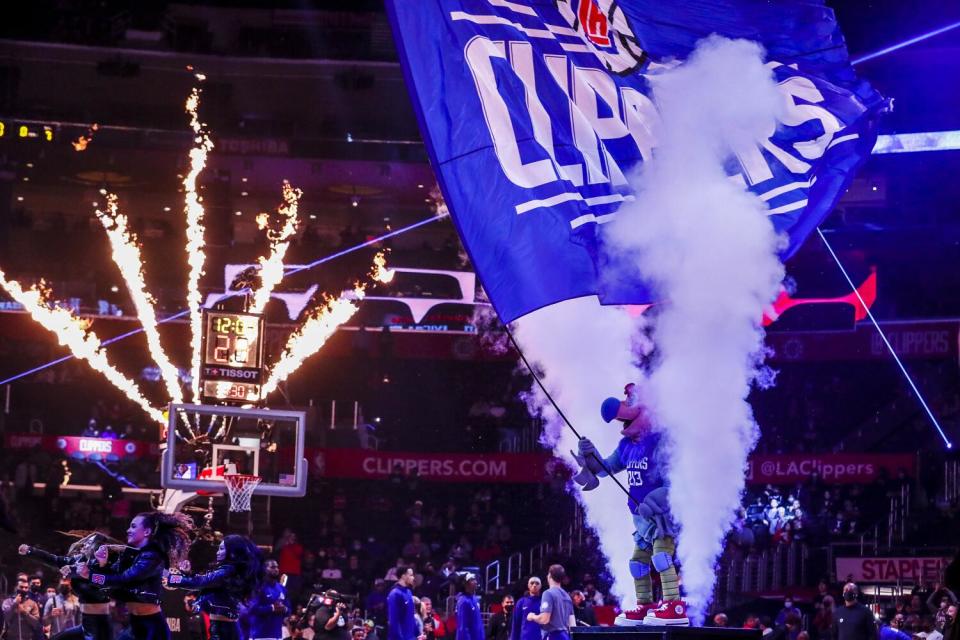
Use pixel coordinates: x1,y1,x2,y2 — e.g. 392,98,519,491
386,0,885,322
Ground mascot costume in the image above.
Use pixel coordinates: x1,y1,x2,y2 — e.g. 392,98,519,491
572,383,688,626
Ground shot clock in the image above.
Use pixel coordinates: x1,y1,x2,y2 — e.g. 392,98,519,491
200,310,266,404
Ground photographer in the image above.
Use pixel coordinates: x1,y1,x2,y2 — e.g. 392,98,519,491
2,576,42,640
313,591,350,640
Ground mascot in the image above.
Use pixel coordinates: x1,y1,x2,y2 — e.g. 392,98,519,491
572,383,688,626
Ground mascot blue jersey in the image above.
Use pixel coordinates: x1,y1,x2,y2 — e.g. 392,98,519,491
602,433,663,511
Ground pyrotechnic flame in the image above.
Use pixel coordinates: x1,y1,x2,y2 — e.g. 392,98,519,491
0,272,164,425
183,79,214,403
261,251,395,396
72,123,98,152
249,180,303,314
95,193,184,406
261,291,362,397
371,251,394,284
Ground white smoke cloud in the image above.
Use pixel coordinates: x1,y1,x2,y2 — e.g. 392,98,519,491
513,297,645,609
512,36,785,621
603,36,785,618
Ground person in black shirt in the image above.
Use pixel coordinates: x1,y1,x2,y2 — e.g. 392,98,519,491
487,595,514,640
570,592,596,627
835,584,877,640
313,591,350,640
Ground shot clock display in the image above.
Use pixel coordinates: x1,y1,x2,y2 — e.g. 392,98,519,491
200,311,265,404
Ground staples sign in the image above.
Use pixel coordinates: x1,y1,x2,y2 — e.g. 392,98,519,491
836,557,953,583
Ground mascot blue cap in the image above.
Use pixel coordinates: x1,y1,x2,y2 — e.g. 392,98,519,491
600,397,621,423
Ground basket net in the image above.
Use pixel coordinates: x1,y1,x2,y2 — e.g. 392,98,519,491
223,474,261,512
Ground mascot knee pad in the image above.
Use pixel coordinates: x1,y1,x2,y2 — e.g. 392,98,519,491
629,560,651,579
651,551,673,572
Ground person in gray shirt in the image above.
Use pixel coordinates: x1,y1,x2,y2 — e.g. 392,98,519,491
526,565,575,640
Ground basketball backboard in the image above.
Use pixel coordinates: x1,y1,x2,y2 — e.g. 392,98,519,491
161,403,307,497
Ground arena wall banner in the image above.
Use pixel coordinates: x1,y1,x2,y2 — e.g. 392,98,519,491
3,433,159,461
1,434,916,485
308,448,564,483
835,556,953,584
767,320,959,362
747,453,914,484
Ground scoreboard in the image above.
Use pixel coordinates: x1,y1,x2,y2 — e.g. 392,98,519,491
200,310,265,404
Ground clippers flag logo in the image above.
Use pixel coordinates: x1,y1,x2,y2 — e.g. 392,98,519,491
386,0,886,322
579,1,609,46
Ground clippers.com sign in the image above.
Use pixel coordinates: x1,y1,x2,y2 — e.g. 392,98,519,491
310,449,559,484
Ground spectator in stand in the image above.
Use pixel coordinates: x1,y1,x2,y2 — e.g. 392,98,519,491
835,584,876,640
487,596,514,640
774,614,802,640
367,580,388,628
944,606,958,640
570,592,596,627
582,584,603,607
387,567,420,640
402,534,430,564
27,575,46,611
322,559,344,588
928,585,959,632
487,515,512,545
814,581,833,609
385,559,406,582
455,575,483,640
448,537,473,564
413,597,423,639
813,596,836,640
277,529,304,602
473,536,502,566
420,598,445,640
880,614,912,640
512,577,542,640
908,596,925,617
712,614,729,628
43,579,80,637
759,617,775,638
364,620,380,640
2,575,41,640
776,596,802,627
744,614,760,630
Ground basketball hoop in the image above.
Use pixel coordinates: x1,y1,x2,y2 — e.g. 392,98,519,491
223,474,261,512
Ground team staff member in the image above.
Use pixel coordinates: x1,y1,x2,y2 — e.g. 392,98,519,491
834,583,877,640
526,566,575,640
487,595,514,640
386,568,422,640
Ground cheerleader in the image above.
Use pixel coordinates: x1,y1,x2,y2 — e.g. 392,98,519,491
18,533,116,640
165,535,263,640
75,512,193,640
